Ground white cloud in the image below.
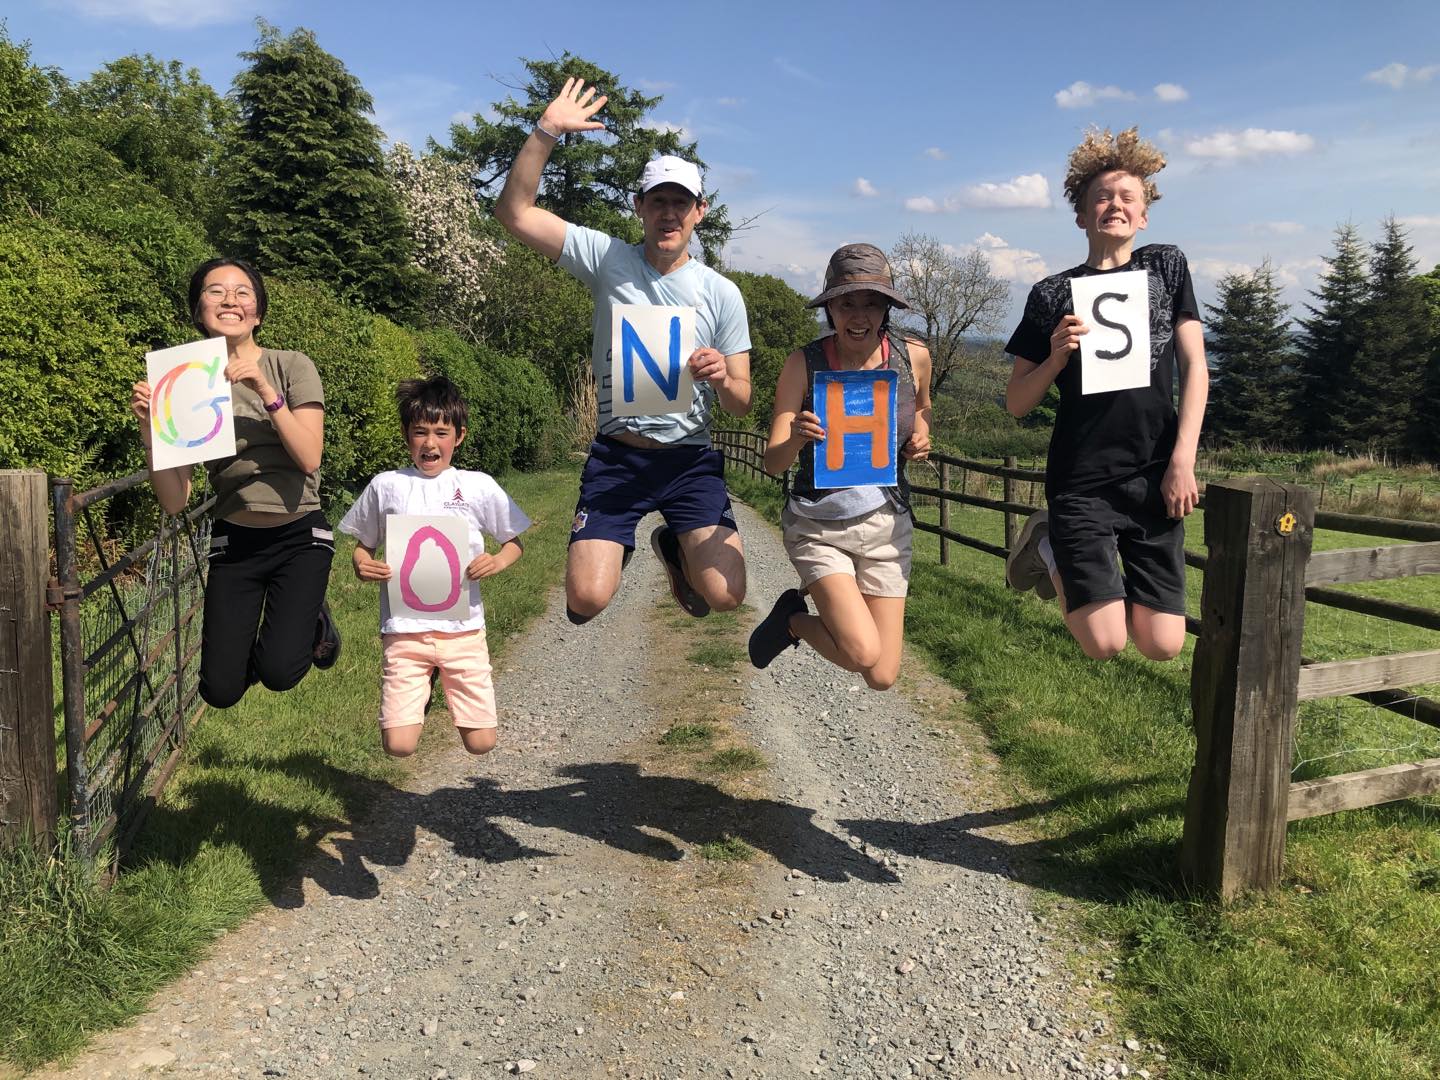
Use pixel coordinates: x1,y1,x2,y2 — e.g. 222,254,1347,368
774,57,822,84
1054,80,1136,108
636,79,677,92
51,0,238,26
966,233,1048,284
1365,62,1440,90
923,147,948,161
647,119,693,140
716,97,743,107
1154,83,1190,103
904,173,1051,213
1251,220,1306,235
961,173,1052,209
1400,214,1440,228
852,177,878,198
1191,256,1323,292
724,210,832,296
1184,128,1316,159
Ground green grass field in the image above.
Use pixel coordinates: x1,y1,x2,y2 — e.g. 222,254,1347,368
726,466,1440,1080
0,467,579,1072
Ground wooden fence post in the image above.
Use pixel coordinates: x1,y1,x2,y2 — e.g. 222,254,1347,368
1181,477,1314,898
938,462,950,567
0,470,57,849
1003,456,1017,551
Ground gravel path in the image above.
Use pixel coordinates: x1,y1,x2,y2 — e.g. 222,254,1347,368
35,502,1160,1080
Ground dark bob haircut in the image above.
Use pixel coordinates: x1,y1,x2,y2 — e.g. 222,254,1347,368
187,257,268,334
396,375,469,434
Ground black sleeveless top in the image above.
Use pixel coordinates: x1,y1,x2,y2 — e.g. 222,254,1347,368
786,330,917,512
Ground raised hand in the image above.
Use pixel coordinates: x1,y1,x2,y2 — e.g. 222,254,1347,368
538,77,608,137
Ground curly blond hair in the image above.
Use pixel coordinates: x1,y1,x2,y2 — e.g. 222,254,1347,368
1063,127,1166,212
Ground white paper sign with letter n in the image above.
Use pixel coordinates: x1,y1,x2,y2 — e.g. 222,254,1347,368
1071,270,1151,395
145,337,236,470
610,304,696,417
386,514,473,622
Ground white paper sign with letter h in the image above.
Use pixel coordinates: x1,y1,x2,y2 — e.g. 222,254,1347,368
1071,270,1151,395
610,304,696,417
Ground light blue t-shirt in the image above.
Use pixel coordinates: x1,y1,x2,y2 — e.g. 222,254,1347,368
559,224,752,445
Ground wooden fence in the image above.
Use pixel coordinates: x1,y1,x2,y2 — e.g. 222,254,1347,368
713,431,1440,898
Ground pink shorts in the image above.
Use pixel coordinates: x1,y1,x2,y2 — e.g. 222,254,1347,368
380,628,497,730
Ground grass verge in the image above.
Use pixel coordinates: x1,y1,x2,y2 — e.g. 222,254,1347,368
725,464,1440,1080
0,467,578,1073
696,835,757,862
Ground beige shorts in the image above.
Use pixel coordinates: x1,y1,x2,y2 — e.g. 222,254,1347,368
380,628,497,730
781,502,913,597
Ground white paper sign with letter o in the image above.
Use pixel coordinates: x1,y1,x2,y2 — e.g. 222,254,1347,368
609,304,697,417
386,514,472,622
1071,270,1151,395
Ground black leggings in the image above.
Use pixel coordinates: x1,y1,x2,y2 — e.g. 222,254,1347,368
200,510,335,708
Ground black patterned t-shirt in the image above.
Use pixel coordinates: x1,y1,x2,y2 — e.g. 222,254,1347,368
1005,244,1199,497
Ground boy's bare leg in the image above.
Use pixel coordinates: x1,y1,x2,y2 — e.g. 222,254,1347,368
677,525,745,611
1053,570,1129,660
382,723,424,758
1128,605,1186,661
566,538,627,620
458,727,498,755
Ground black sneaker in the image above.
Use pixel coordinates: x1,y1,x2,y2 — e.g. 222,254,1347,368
313,601,342,669
650,525,709,617
748,589,806,670
1004,510,1057,601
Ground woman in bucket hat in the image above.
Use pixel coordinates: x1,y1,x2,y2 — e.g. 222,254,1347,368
747,244,931,690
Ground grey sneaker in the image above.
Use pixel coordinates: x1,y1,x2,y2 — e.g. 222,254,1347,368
1005,510,1057,601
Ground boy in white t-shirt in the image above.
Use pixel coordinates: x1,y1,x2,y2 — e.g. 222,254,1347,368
339,377,532,757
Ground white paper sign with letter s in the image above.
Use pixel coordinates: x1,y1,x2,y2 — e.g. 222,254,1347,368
609,304,696,417
386,514,473,622
1070,270,1151,395
145,337,236,469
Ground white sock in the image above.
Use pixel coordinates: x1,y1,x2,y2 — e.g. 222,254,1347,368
1037,535,1057,575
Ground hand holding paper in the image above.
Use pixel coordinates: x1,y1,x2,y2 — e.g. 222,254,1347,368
144,337,237,469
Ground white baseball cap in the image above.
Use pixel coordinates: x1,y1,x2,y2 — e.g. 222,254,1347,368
640,155,704,198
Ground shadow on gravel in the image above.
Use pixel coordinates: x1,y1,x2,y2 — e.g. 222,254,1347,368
293,761,903,901
837,778,1188,904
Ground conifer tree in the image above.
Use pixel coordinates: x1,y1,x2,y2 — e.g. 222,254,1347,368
446,52,732,265
1295,224,1368,448
1350,219,1431,456
1418,265,1440,461
1204,261,1295,445
221,23,421,317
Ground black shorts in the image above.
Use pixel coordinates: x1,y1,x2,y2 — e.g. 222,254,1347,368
1048,465,1186,616
570,435,738,550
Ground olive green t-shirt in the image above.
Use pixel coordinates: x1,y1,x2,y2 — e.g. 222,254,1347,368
206,349,325,519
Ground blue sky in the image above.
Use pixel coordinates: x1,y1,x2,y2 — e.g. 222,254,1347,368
10,0,1440,323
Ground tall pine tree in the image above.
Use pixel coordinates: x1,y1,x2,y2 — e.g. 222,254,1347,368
221,23,421,317
446,53,732,266
1295,223,1367,449
1205,261,1295,445
1419,265,1440,461
1349,218,1431,457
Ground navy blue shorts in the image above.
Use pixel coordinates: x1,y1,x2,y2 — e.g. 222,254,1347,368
570,435,738,549
1049,464,1187,616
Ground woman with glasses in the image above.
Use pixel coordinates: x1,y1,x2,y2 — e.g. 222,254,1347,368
130,257,340,708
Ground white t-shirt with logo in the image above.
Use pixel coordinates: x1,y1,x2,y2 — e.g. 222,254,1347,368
338,467,532,635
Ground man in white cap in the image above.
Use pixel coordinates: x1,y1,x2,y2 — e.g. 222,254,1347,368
497,77,753,625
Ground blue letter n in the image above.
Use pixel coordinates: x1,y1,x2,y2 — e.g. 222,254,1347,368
620,316,682,404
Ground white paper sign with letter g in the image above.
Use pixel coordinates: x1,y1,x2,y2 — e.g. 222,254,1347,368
609,304,696,417
1071,270,1151,395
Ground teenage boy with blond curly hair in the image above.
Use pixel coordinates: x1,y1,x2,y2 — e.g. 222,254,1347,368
1003,128,1208,661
